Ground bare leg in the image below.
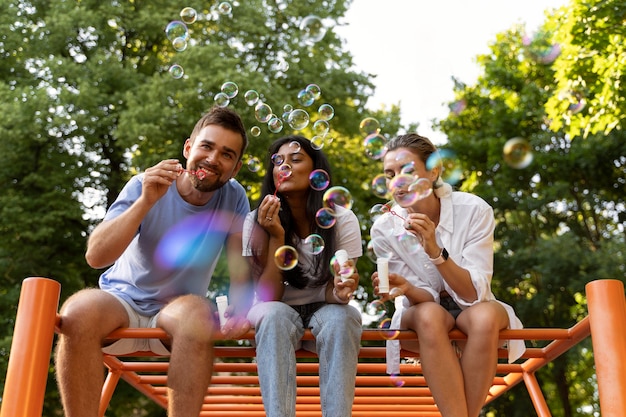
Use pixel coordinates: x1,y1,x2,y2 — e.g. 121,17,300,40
402,302,468,417
55,289,129,417
158,294,215,417
456,301,509,417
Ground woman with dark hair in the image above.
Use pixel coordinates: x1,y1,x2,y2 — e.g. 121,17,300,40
370,133,525,417
243,135,362,417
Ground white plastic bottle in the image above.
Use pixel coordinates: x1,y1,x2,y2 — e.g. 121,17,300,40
376,257,390,294
335,249,352,281
216,295,228,330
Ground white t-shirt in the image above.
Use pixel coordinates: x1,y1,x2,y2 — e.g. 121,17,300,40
370,191,525,373
243,206,362,305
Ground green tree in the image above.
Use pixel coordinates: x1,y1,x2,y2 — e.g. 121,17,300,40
545,0,626,139
0,0,400,415
437,1,625,415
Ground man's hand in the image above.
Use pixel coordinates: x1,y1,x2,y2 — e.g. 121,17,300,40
219,306,252,339
141,159,181,205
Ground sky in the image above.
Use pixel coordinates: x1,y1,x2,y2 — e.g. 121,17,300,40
336,0,568,144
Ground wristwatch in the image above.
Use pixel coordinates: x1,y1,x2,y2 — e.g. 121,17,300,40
429,248,449,265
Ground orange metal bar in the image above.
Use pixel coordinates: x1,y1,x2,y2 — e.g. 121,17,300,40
99,368,122,417
0,277,60,417
3,276,610,417
586,279,626,417
522,371,551,417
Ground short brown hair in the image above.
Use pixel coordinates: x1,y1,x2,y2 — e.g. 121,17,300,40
190,106,248,160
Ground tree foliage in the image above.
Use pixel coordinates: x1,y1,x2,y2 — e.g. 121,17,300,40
0,0,400,414
437,0,625,415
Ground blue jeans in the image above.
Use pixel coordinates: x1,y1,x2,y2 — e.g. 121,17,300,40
247,301,362,417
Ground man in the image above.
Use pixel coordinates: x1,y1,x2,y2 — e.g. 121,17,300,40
55,106,253,417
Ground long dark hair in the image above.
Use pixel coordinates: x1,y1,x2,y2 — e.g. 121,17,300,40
252,135,337,289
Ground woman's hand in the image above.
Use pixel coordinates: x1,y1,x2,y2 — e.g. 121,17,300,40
372,271,409,301
257,195,283,235
330,258,359,304
403,212,440,258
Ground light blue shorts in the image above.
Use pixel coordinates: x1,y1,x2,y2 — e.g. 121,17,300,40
101,293,171,356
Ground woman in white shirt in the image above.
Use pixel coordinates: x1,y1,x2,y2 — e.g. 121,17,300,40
370,133,525,417
243,135,363,417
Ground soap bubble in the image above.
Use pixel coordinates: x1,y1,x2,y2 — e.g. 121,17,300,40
274,245,298,270
244,90,259,106
503,137,533,169
250,126,261,137
289,140,301,153
313,120,329,136
568,98,586,114
370,174,389,198
305,84,322,100
287,109,310,130
408,178,433,202
155,210,237,269
366,238,384,263
299,15,326,45
379,318,400,340
297,89,315,107
268,116,284,133
388,174,420,206
331,253,355,277
390,373,406,387
277,164,293,180
397,232,421,254
255,102,273,123
311,135,325,150
427,149,462,185
169,64,184,79
304,234,325,255
217,1,232,15
309,169,330,191
271,153,284,166
180,7,197,24
365,299,387,320
389,287,405,299
221,81,238,99
359,117,381,135
323,186,353,214
246,156,261,173
369,204,387,222
364,133,388,160
315,208,336,229
400,161,416,175
214,92,230,107
165,21,189,42
318,104,335,121
171,36,188,52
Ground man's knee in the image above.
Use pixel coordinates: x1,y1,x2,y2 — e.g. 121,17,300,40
58,289,126,336
159,294,214,339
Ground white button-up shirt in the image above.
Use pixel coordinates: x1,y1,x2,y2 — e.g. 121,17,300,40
370,188,525,374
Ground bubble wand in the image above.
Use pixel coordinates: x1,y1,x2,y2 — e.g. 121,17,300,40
177,165,208,180
273,165,292,197
382,202,407,222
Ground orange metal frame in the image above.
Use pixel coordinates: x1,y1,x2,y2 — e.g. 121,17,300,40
2,277,625,417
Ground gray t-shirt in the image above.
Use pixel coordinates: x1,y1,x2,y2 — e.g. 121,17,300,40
99,174,250,316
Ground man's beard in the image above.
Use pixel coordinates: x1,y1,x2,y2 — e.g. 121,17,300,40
190,174,228,192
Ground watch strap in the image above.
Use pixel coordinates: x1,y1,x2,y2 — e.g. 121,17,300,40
429,248,449,265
